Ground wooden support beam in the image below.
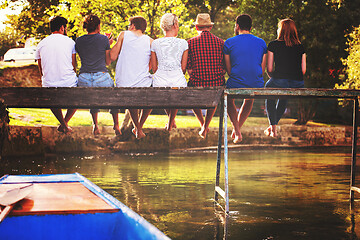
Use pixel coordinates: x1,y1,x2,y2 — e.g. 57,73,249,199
0,87,224,109
215,186,225,200
351,186,360,194
226,88,360,99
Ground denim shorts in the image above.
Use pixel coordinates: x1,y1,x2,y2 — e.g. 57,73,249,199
265,78,304,88
78,72,114,87
78,72,119,114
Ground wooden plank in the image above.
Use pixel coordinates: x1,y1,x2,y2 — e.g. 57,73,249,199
225,88,360,99
351,186,360,194
0,87,224,109
215,186,225,200
0,182,118,215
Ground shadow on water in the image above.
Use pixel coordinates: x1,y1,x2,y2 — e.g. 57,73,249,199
2,148,360,239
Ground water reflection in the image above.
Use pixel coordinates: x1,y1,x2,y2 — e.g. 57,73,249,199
0,149,360,239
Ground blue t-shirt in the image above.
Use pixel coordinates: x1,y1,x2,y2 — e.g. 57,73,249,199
75,33,110,74
223,34,267,88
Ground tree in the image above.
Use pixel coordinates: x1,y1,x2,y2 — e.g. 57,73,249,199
2,0,196,40
0,29,20,57
336,26,360,90
1,0,60,38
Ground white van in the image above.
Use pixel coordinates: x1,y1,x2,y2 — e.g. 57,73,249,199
3,48,36,62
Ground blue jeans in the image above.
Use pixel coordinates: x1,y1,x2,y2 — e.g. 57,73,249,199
78,72,118,114
265,78,304,125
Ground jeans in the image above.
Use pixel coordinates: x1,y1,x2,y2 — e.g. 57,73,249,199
78,72,118,114
265,78,304,125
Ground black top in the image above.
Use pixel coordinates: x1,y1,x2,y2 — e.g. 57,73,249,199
75,33,110,74
267,40,305,81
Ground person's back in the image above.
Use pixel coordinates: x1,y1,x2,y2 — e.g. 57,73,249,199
224,34,266,88
115,31,152,87
187,31,225,87
267,40,305,81
224,14,267,144
110,16,153,139
36,34,77,87
186,13,225,139
35,16,77,134
151,37,188,87
75,33,110,74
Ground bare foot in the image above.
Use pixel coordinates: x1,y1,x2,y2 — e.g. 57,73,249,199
113,126,121,136
270,128,277,137
57,125,72,134
199,127,209,139
233,133,242,144
269,125,277,138
264,126,271,137
165,121,177,131
232,130,242,144
93,125,101,136
132,128,146,139
231,129,236,139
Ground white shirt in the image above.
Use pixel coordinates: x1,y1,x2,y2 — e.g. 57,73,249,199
151,37,188,87
35,34,77,87
115,31,152,87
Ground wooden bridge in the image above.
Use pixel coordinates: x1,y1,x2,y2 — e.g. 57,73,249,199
1,86,360,222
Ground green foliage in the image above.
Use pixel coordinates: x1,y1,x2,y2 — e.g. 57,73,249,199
2,0,197,40
0,29,20,57
1,0,59,38
336,26,360,90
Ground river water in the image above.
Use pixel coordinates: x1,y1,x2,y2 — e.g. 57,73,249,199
1,148,360,240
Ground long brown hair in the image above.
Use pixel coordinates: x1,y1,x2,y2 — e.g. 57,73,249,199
277,19,301,47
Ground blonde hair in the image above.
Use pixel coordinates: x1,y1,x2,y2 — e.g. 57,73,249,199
160,13,178,31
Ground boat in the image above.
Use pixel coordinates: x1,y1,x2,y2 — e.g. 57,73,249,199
0,173,170,240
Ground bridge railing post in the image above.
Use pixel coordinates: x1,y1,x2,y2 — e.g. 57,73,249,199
224,93,229,214
215,93,224,202
350,97,359,210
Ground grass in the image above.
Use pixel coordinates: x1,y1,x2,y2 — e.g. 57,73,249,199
7,108,286,128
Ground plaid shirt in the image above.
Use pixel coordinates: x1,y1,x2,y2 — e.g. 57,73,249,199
187,31,225,87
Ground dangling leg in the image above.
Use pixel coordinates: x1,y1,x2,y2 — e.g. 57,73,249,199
139,109,152,129
265,98,277,136
111,109,121,136
192,108,204,128
199,108,216,138
237,99,254,129
166,109,178,131
227,98,242,143
51,108,72,134
90,109,101,136
129,109,145,139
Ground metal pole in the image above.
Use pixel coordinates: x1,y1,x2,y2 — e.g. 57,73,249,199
224,94,229,214
215,94,224,202
350,98,359,209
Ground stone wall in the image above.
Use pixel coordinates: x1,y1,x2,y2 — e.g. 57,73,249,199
0,124,356,157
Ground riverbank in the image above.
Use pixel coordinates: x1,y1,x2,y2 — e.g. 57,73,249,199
1,124,354,157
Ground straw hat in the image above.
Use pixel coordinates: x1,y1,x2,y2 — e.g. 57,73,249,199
194,13,214,27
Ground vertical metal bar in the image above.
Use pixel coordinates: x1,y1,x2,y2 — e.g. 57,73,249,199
224,94,229,214
350,98,359,209
215,94,224,202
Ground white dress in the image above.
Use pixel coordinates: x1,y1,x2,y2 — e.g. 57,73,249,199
115,31,152,87
151,37,188,87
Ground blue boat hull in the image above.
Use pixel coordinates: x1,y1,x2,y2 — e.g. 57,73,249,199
0,173,170,240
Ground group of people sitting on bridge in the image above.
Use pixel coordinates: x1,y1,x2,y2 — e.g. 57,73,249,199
35,12,306,143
